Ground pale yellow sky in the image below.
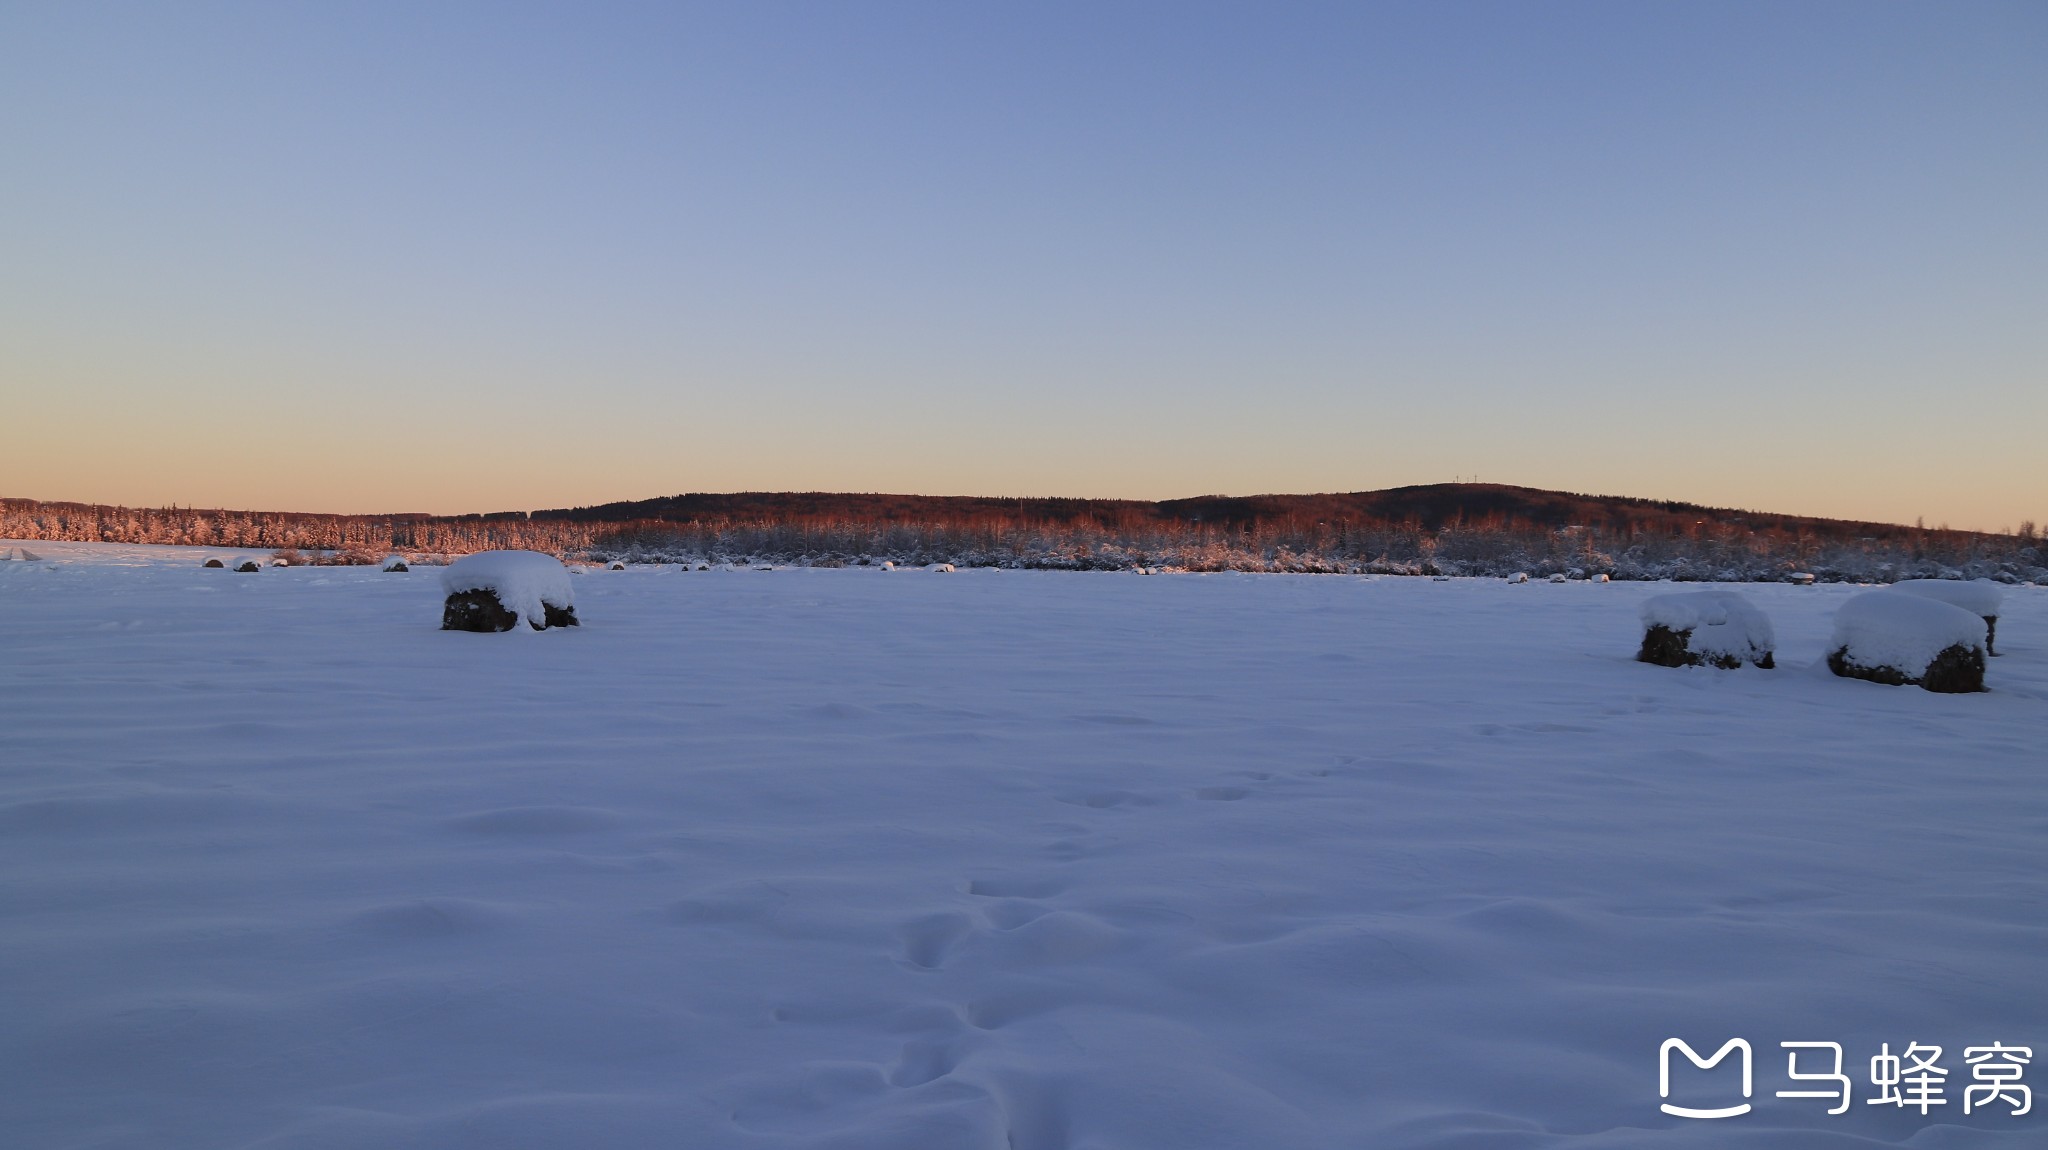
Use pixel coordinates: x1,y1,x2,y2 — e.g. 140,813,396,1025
5,3,2044,533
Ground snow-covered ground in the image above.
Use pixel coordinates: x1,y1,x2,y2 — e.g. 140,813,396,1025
3,542,2044,1149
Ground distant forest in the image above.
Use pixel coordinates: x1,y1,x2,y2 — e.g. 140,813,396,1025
4,484,2041,583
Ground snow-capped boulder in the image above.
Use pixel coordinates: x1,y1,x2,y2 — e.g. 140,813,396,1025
934,563,956,573
1888,579,2004,655
1593,573,1610,584
440,551,578,632
1827,592,1986,693
607,561,626,571
203,557,226,568
880,561,895,571
1506,572,1529,584
1637,591,1775,669
382,555,409,572
234,560,261,573
1547,573,1568,584
1788,572,1816,586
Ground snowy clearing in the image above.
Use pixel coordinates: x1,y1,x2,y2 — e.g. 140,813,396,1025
3,542,2045,1149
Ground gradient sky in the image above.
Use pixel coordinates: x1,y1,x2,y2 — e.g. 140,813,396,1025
4,2,2044,529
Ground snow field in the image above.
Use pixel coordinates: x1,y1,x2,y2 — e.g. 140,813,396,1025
2,543,2046,1149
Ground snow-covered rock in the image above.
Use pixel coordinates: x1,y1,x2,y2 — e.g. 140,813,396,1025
440,551,578,632
1788,572,1815,585
203,557,226,568
1889,578,2004,655
607,561,627,571
382,555,409,572
1547,573,1567,584
934,563,956,573
234,559,261,573
1637,590,1775,669
1506,572,1529,584
1826,591,1986,692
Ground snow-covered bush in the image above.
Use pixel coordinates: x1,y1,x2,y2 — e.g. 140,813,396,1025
1827,592,1986,693
1637,591,1775,669
440,551,578,632
1888,579,2004,655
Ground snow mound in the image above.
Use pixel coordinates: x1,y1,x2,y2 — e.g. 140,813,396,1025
1506,572,1528,584
441,551,575,630
1889,578,2002,618
1827,591,1986,691
934,563,956,573
382,555,409,572
1638,591,1775,669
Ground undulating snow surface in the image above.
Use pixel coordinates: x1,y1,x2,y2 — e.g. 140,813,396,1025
1637,591,1775,664
3,543,2045,1149
440,550,575,628
1828,591,1990,673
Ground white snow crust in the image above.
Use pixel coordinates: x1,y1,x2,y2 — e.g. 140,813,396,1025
440,549,574,627
1829,590,1988,671
1639,589,1775,662
3,542,2045,1149
1889,577,2004,618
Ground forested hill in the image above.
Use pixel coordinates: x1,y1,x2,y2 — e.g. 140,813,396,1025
528,483,1946,542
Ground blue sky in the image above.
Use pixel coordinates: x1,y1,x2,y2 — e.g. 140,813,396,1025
3,2,2043,528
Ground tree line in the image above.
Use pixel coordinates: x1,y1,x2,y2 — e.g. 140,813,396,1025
3,490,2039,583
